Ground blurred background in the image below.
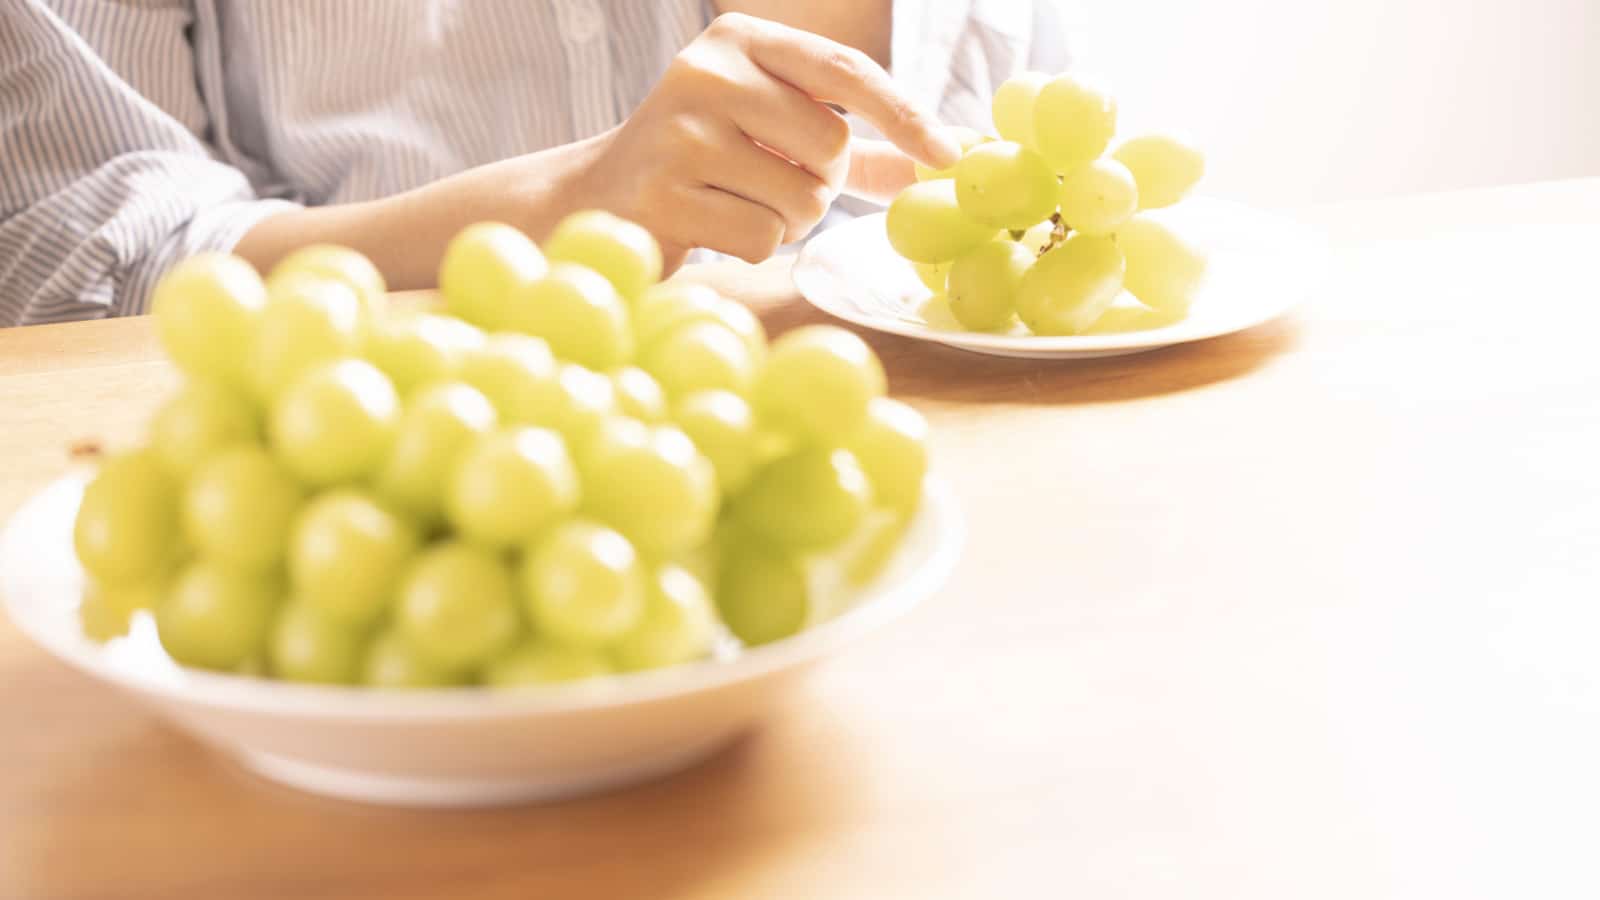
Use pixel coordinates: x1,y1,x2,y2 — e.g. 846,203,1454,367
1065,0,1600,207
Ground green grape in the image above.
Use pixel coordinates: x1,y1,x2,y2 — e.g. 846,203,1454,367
752,325,885,445
913,261,950,294
716,532,808,647
1083,302,1188,334
150,253,266,388
270,359,400,486
268,244,387,319
519,519,645,647
991,71,1052,150
578,418,717,556
362,629,466,688
447,427,579,547
457,332,557,417
633,282,722,348
366,312,485,395
1033,74,1117,174
512,362,618,445
542,210,663,303
1058,159,1139,236
182,446,302,572
74,448,181,583
1112,133,1206,210
484,640,613,687
840,509,912,586
843,397,929,514
267,600,365,684
732,448,871,552
503,263,632,370
918,293,962,331
1017,219,1057,255
289,490,419,625
395,541,521,670
947,239,1032,332
156,561,279,671
886,179,1000,263
1016,233,1126,335
375,382,498,522
611,564,715,671
640,321,755,399
1114,215,1208,313
252,274,365,399
610,366,667,422
672,389,758,494
914,126,990,181
80,577,163,642
148,379,260,476
954,141,1060,230
438,222,546,330
711,298,767,362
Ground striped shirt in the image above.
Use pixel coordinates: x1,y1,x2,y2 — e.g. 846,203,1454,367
0,0,1069,327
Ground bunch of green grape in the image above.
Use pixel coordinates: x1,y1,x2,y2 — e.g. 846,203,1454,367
886,72,1209,336
73,211,929,689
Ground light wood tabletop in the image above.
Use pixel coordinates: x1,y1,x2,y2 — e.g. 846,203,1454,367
2,179,1598,899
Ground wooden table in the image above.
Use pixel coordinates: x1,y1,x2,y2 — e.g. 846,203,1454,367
3,180,1598,899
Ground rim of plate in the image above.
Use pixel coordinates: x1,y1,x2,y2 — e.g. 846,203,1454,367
793,199,1325,353
1,473,964,721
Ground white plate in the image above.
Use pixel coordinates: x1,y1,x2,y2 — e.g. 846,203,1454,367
0,473,963,807
792,198,1324,359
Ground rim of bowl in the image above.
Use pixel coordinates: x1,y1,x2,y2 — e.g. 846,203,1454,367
1,473,964,721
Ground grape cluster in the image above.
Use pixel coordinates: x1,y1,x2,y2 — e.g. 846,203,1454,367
886,72,1209,336
74,211,929,688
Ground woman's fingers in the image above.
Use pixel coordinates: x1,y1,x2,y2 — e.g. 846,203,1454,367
724,76,853,189
841,138,918,204
677,185,787,264
701,125,836,242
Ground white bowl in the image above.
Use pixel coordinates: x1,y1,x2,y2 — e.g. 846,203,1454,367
793,198,1325,359
1,473,963,807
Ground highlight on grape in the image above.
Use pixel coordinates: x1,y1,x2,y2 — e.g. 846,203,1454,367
887,72,1209,336
73,212,930,689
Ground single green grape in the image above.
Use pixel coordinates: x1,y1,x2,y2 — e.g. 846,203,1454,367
732,448,872,552
843,397,929,514
991,71,1052,150
752,325,885,445
150,253,266,388
515,363,619,446
395,541,521,670
954,141,1060,230
640,321,755,398
1058,159,1139,236
267,600,365,684
711,298,768,363
447,427,579,547
156,560,280,671
1033,74,1117,174
366,312,485,396
716,532,808,647
270,359,400,486
80,577,164,643
577,418,718,556
886,179,999,263
840,509,912,586
913,126,990,181
438,222,546,330
541,210,663,303
362,629,466,689
147,379,260,476
633,282,722,349
252,274,365,400
74,448,181,583
503,263,632,370
182,446,302,572
672,389,758,494
1113,215,1208,313
610,564,716,672
1016,233,1126,335
289,490,419,625
268,244,387,319
457,332,557,417
913,261,950,294
519,519,645,647
947,239,1032,332
610,366,667,422
374,381,498,522
1112,133,1206,210
484,640,614,687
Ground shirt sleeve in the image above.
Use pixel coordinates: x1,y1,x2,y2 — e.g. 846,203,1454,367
0,0,299,327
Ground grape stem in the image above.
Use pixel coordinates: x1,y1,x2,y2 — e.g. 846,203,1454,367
1038,212,1070,258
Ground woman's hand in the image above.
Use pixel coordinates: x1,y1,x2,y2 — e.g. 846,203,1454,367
572,13,959,267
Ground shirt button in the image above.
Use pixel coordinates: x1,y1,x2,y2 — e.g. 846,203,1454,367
565,5,603,43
